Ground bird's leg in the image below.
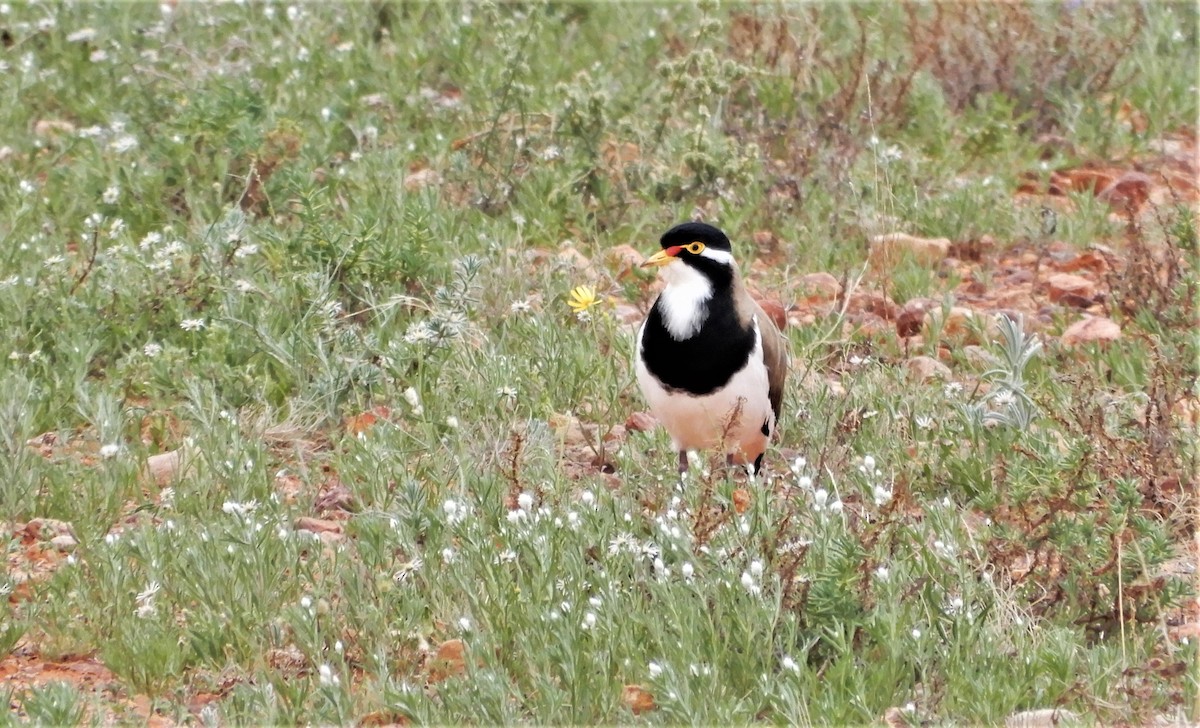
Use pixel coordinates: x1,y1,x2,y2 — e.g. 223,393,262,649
677,450,689,475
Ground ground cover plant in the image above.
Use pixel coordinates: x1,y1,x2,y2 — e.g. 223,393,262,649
1,1,1197,725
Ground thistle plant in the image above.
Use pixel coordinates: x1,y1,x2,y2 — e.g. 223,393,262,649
960,314,1042,432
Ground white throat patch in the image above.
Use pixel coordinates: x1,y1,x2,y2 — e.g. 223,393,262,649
657,261,713,340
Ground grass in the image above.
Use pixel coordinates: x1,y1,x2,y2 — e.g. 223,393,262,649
0,1,1196,725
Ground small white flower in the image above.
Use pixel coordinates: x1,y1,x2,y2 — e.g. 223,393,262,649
875,565,890,582
99,443,121,459
109,134,139,153
813,488,829,509
300,596,313,609
580,490,595,507
781,655,799,673
496,386,518,401
18,179,34,195
136,581,161,604
458,616,472,632
911,628,922,639
581,611,597,630
221,500,258,517
873,484,893,506
517,492,534,511
67,27,97,43
445,416,460,429
441,547,456,564
749,560,764,578
862,455,875,471
403,386,423,416
914,414,935,430
943,382,963,397
317,663,339,687
648,661,663,679
101,185,119,204
180,318,206,332
392,557,423,582
740,571,760,596
509,299,533,315
43,255,65,268
680,562,694,580
992,389,1016,407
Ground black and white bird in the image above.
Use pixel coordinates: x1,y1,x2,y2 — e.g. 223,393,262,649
635,222,788,476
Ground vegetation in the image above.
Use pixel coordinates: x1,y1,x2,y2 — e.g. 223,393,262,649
0,2,1195,724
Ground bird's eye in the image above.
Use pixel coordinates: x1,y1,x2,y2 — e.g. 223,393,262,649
684,242,705,254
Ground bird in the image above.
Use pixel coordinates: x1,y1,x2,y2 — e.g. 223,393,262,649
635,222,788,477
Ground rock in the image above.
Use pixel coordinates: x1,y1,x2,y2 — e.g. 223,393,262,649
34,119,77,138
753,296,788,331
797,272,841,302
625,411,656,433
847,290,899,320
294,516,344,536
869,232,951,267
621,685,656,715
606,244,645,276
402,167,441,192
1004,709,1081,728
1044,273,1096,304
1055,250,1110,275
23,518,73,541
146,449,183,485
555,245,595,275
1060,316,1121,346
962,345,1000,369
50,534,78,551
602,425,627,443
1097,171,1154,215
906,356,952,382
612,302,643,326
925,306,992,342
427,639,467,683
897,298,939,338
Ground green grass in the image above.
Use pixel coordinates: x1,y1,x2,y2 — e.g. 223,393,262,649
1,1,1196,725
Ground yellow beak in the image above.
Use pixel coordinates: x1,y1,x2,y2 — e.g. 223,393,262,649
641,246,683,268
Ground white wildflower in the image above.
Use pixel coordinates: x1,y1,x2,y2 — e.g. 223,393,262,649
101,185,119,204
180,318,206,332
221,500,258,517
99,443,121,459
68,28,99,44
403,386,423,416
317,664,339,687
109,134,139,153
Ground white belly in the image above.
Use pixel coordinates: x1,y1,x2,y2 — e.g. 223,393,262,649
635,325,774,463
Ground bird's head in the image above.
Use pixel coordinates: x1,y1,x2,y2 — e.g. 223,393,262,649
641,222,737,288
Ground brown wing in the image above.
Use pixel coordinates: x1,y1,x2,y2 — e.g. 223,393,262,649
749,298,789,426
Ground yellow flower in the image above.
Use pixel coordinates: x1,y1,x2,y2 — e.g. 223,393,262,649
567,285,599,314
